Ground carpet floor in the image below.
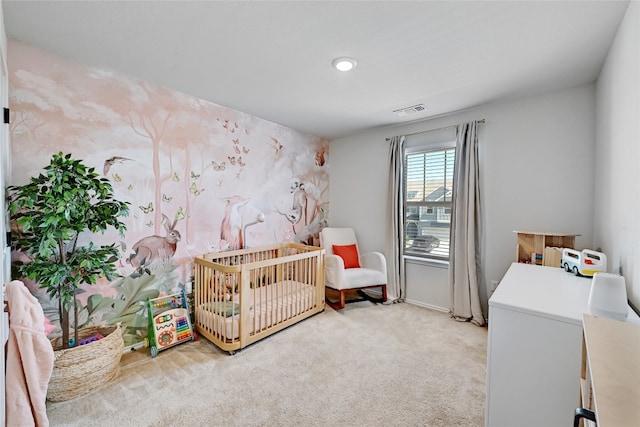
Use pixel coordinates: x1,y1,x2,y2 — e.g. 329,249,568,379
46,301,488,426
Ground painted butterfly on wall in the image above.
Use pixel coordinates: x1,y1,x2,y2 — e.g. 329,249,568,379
191,171,201,179
268,136,283,154
162,193,173,203
139,202,154,214
175,207,186,221
172,172,180,182
212,161,226,171
190,183,204,196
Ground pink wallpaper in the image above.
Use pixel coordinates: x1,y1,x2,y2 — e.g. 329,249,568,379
8,40,329,346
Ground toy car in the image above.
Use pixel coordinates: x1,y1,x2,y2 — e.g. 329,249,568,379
561,248,607,277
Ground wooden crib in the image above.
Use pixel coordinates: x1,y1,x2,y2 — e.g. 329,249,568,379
193,243,325,353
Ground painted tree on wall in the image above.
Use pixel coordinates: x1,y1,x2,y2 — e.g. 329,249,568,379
124,109,173,234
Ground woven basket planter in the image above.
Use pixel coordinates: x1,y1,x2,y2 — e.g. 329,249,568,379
47,324,124,402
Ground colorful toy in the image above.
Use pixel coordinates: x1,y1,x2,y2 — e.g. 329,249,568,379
145,289,195,358
561,248,607,277
68,333,104,348
78,334,104,346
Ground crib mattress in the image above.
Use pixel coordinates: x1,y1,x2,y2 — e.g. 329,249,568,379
196,280,317,341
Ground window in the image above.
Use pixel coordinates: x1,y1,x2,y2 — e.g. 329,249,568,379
404,146,455,260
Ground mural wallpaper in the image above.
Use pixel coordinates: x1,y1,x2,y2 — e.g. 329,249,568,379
7,40,329,346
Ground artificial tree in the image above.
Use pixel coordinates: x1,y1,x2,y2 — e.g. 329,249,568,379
8,152,129,349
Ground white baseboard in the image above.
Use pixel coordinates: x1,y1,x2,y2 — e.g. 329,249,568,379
404,298,449,313
123,341,146,354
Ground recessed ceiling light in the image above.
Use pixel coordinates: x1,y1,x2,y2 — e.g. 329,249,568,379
332,57,357,72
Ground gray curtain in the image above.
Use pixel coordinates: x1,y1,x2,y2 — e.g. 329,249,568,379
449,121,485,326
386,135,406,303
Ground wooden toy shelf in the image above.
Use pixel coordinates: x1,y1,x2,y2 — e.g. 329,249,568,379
514,231,579,267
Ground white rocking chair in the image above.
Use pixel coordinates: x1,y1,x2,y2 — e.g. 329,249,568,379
319,227,387,310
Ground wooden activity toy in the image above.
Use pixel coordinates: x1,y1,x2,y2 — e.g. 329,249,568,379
145,289,195,358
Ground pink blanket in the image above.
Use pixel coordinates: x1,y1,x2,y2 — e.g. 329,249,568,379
5,280,54,427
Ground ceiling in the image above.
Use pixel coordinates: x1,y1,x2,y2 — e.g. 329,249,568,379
2,1,630,139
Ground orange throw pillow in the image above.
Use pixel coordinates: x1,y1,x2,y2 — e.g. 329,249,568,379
332,244,361,269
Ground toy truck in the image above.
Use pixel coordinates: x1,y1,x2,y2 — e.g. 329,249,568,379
561,248,607,277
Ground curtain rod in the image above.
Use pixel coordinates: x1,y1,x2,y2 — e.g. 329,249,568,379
385,119,485,141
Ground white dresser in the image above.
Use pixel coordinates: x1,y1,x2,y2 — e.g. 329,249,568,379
485,262,638,427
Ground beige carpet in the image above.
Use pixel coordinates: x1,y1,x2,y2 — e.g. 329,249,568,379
45,301,488,426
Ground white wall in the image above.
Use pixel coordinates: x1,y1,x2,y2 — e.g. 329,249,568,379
594,1,640,310
330,84,596,316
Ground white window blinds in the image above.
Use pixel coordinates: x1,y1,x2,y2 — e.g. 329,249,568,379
403,136,456,260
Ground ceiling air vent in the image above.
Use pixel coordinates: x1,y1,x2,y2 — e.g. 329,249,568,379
393,104,427,117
